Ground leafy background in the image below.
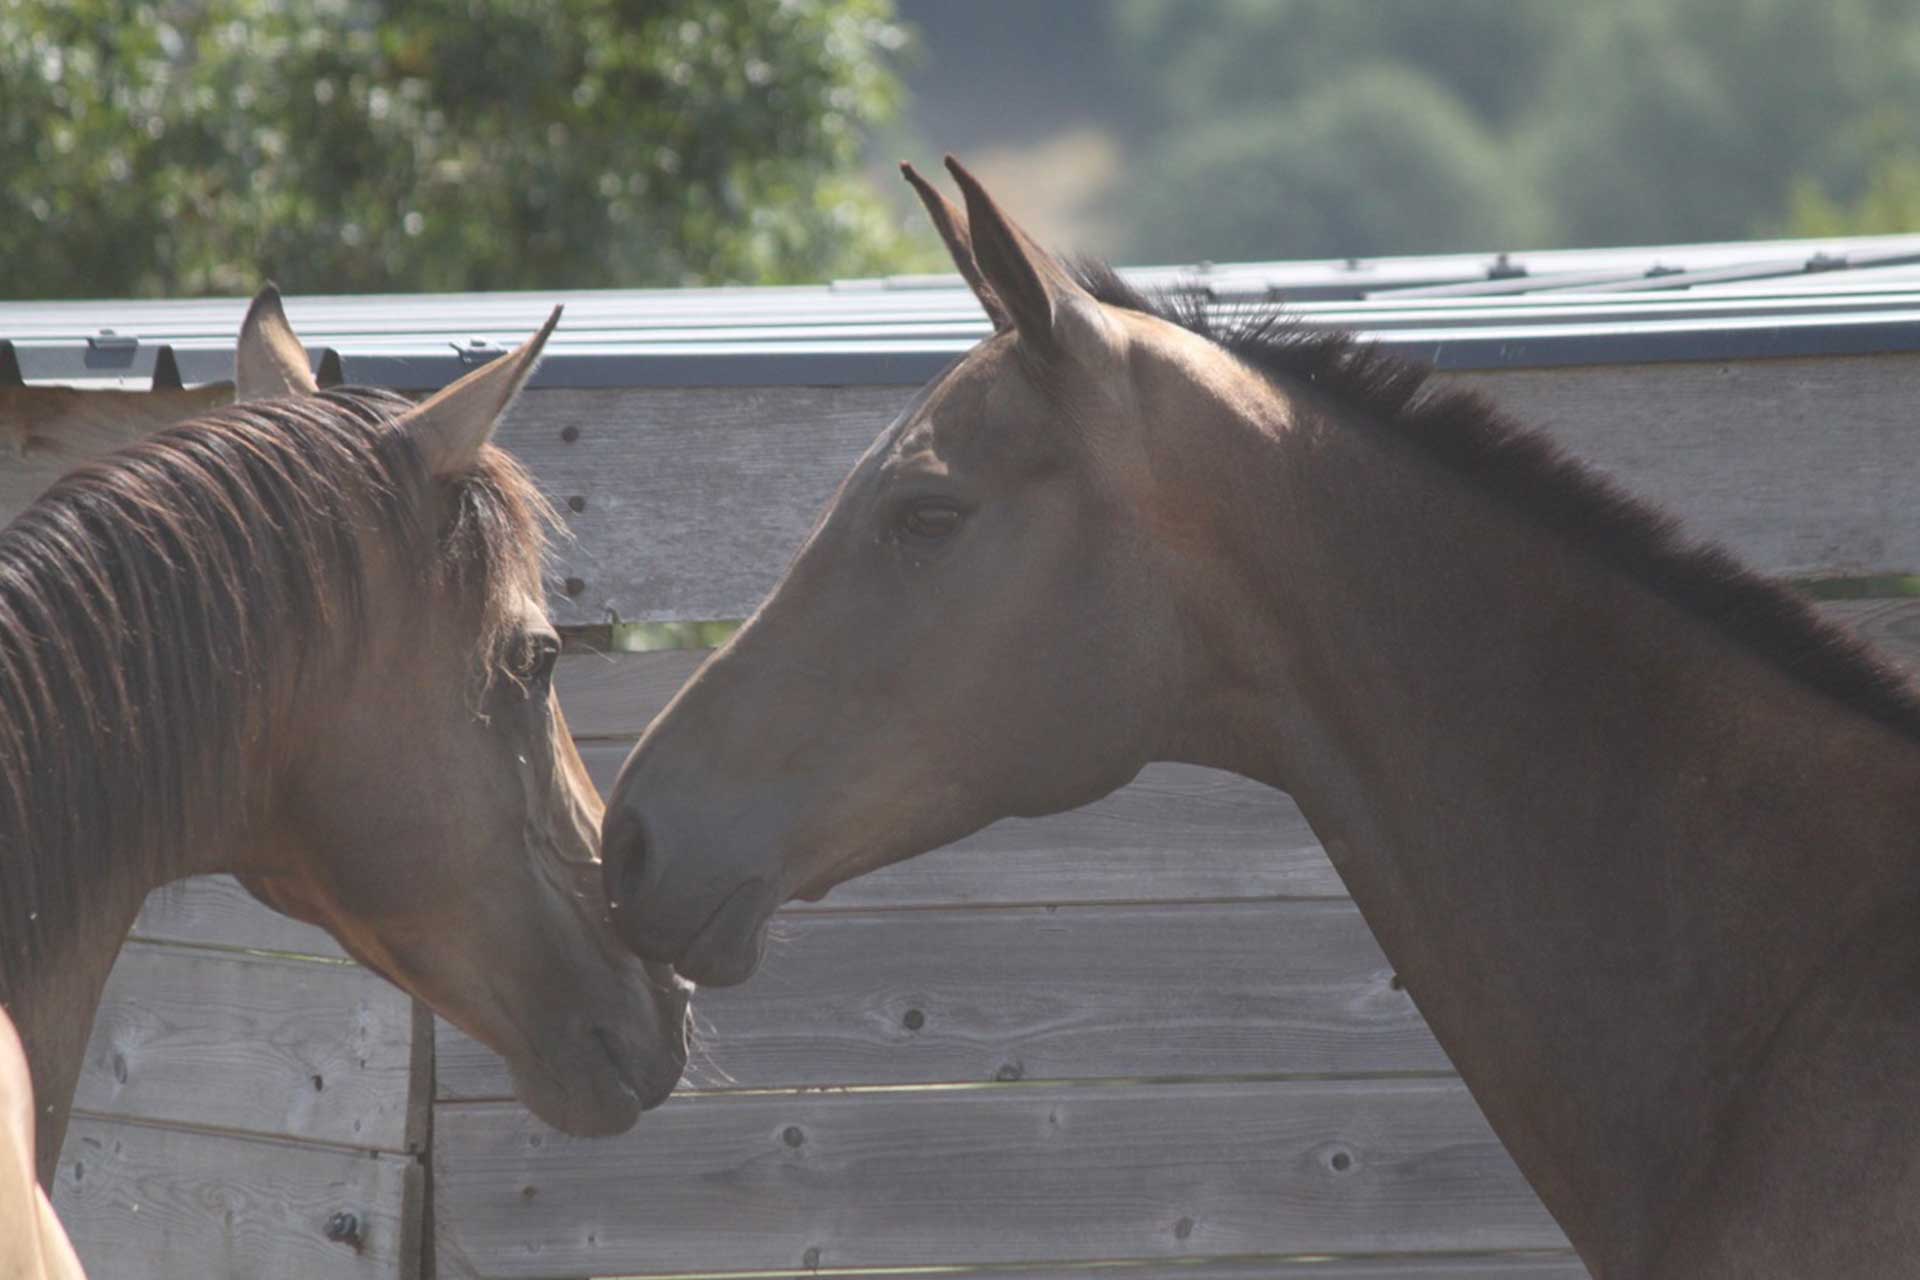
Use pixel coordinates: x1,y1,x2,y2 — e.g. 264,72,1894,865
6,0,1920,297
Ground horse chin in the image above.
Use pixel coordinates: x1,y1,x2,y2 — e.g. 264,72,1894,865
509,1008,689,1137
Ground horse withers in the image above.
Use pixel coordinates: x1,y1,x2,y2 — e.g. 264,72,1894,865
0,297,688,1186
602,160,1920,1277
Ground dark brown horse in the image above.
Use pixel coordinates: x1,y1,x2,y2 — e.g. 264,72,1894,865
603,161,1920,1277
2,298,687,1185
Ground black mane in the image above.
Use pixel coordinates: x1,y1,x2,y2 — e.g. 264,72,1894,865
1071,260,1920,743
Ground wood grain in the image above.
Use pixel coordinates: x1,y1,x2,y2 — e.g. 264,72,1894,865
495,358,1920,622
435,899,1443,1099
53,1116,418,1280
431,1078,1567,1278
492,384,901,624
73,941,416,1151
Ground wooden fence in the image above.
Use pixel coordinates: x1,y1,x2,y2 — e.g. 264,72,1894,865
25,340,1920,1279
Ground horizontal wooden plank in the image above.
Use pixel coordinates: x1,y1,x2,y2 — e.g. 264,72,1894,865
75,941,416,1151
53,1115,418,1280
554,646,708,739
1448,356,1920,582
499,358,1920,622
436,899,1441,1099
804,1257,1588,1280
432,1078,1565,1278
495,385,901,624
133,873,350,958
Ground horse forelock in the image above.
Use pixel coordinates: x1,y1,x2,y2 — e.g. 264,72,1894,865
0,385,549,978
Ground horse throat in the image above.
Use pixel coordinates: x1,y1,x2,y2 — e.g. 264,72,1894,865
1171,403,1920,1275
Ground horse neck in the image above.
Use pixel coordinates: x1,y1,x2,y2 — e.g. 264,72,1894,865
1165,394,1920,1273
1,653,289,1189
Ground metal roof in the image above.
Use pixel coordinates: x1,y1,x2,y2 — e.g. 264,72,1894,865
10,232,1920,390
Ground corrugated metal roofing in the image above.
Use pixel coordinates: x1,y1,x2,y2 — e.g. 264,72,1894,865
10,231,1920,390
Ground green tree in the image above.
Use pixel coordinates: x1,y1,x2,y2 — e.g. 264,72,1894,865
1104,0,1920,259
1782,112,1920,235
1115,0,1568,132
0,0,933,297
1519,0,1920,247
1123,64,1545,261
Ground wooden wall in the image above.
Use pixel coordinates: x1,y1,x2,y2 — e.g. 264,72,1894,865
52,882,428,1278
30,349,1920,1279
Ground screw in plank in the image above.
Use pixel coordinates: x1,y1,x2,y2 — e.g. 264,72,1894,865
323,1211,364,1250
563,576,586,597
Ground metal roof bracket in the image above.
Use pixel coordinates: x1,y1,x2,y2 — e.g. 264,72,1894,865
84,328,139,369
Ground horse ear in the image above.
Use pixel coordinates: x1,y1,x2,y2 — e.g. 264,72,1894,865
235,285,319,400
398,307,560,476
150,345,184,391
942,155,1112,363
901,161,1012,332
315,347,345,389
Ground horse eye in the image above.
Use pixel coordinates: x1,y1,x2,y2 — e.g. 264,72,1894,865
899,501,965,542
516,636,560,686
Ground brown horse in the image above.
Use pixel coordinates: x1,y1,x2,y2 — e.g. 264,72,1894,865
0,301,342,526
2,302,688,1186
603,160,1920,1278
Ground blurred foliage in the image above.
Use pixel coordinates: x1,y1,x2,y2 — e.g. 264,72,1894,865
1108,0,1920,259
1123,64,1544,262
0,0,935,297
1521,0,1920,247
1783,114,1920,236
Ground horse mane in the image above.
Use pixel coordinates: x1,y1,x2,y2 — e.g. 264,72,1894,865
1070,260,1920,744
0,387,550,975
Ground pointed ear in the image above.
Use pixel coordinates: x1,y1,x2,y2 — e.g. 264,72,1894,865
315,347,345,389
150,345,184,391
235,285,319,400
901,161,1012,331
399,307,560,476
942,156,1113,363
